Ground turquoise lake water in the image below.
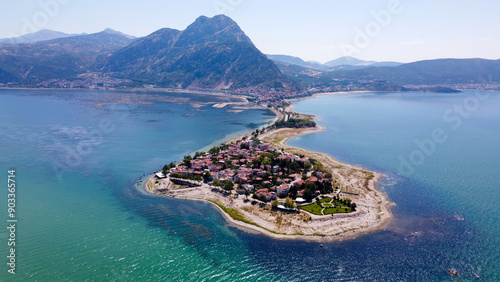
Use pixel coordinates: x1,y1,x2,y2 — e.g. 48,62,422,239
0,89,499,281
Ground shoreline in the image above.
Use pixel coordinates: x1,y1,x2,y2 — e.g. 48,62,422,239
0,86,265,112
144,103,394,242
285,90,375,104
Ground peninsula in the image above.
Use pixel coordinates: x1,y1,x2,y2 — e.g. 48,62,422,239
144,103,393,241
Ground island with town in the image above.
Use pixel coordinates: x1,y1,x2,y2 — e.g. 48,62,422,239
144,106,393,241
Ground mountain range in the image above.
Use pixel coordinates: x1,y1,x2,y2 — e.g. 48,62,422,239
0,29,136,84
279,57,500,92
0,16,292,92
0,15,499,96
267,54,401,71
0,29,85,44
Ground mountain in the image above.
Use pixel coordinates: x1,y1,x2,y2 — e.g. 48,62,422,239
266,55,327,70
324,58,500,85
268,55,402,73
281,58,500,93
106,15,292,90
104,28,181,73
369,61,402,67
324,56,375,67
324,56,401,68
99,28,136,40
0,15,291,92
0,29,84,44
0,30,136,84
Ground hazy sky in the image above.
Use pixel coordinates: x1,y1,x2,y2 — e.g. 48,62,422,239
1,0,499,63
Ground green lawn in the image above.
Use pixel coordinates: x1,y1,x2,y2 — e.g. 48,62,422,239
324,207,351,214
299,199,354,215
320,197,332,203
299,203,323,215
333,200,350,208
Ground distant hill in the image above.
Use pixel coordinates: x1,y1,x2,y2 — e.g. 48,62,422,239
324,56,374,67
0,29,136,84
323,56,400,68
325,58,500,85
106,15,292,90
268,55,402,74
266,55,328,70
0,29,81,44
98,28,136,40
272,57,500,93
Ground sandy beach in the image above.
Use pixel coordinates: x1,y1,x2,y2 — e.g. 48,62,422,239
144,105,393,242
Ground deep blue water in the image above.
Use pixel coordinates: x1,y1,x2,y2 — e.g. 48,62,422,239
288,91,500,280
0,89,498,281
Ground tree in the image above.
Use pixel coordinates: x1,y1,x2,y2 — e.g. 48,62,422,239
259,194,266,202
244,190,250,200
306,181,317,192
303,189,313,201
284,197,296,209
314,162,324,172
289,186,298,198
350,202,357,211
304,162,312,171
183,155,192,168
162,164,170,175
162,162,176,175
274,118,316,129
203,172,211,182
209,146,220,155
212,179,234,190
271,200,279,209
221,180,234,191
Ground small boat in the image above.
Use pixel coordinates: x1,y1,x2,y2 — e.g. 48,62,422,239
454,214,464,221
472,272,482,279
448,269,459,276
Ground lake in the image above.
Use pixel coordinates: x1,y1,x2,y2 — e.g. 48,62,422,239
0,89,498,281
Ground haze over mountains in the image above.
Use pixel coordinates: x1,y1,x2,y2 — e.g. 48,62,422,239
267,55,401,71
0,15,499,97
0,29,136,84
0,29,84,44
